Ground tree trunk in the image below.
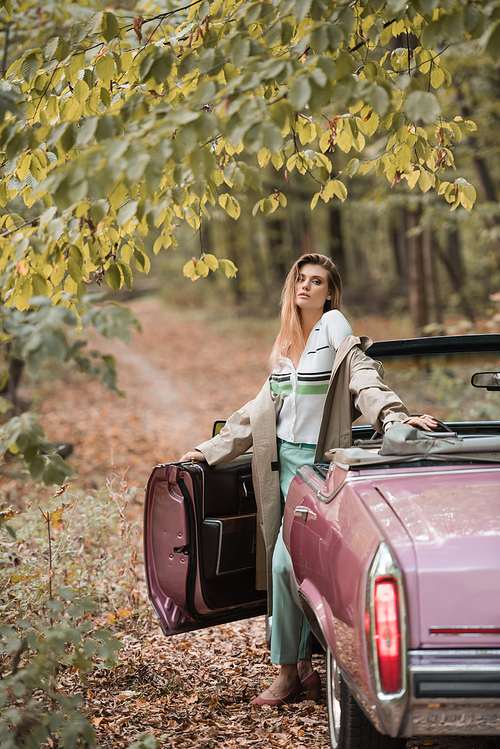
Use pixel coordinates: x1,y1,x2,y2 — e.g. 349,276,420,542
290,205,313,258
437,228,475,322
328,206,347,279
422,228,443,330
406,208,428,333
267,216,288,290
392,207,408,285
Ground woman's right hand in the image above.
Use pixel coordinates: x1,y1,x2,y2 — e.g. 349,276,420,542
179,450,206,462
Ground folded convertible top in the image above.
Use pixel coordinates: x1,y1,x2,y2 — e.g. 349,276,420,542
326,423,500,467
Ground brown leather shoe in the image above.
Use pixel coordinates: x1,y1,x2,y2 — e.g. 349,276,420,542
250,677,302,706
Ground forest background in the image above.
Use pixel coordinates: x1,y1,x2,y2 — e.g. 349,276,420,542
0,0,499,747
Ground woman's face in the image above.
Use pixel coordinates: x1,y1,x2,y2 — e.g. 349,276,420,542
295,263,331,314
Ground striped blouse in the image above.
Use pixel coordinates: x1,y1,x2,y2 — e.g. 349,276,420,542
272,310,353,445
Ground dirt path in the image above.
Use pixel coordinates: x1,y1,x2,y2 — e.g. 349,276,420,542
39,298,273,490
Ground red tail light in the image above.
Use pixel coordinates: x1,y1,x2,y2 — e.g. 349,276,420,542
374,578,401,693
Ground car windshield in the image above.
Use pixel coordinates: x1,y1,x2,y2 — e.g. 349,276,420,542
379,350,499,423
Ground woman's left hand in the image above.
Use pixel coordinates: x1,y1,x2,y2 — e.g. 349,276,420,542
404,414,438,431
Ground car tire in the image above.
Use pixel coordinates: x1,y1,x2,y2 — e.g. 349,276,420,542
327,647,406,749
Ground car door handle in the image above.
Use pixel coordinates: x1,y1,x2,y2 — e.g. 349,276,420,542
293,506,317,521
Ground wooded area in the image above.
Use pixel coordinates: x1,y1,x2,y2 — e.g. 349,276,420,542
0,0,500,746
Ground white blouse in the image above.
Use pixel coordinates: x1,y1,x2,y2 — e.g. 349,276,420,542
272,310,353,445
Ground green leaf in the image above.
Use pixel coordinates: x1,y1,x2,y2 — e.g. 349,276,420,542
346,158,360,177
292,0,313,21
96,54,114,84
101,11,120,43
116,259,133,291
405,91,441,124
106,263,123,291
31,273,50,297
21,53,40,82
117,200,138,226
133,248,151,274
289,76,311,111
368,85,390,117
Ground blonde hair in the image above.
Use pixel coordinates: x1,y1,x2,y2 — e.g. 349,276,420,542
269,253,342,371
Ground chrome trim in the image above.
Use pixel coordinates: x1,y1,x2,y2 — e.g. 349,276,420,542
318,475,367,503
409,649,500,657
208,517,256,577
326,647,341,748
365,541,408,736
296,465,367,503
372,466,500,480
430,625,500,636
293,505,317,521
408,649,500,676
296,466,326,493
318,478,347,503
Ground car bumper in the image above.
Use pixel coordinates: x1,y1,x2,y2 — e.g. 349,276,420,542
400,649,500,736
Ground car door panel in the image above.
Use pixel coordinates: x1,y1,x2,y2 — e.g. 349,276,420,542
144,456,267,636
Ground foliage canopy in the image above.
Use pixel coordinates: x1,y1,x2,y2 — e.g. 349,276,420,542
0,0,497,302
0,0,498,481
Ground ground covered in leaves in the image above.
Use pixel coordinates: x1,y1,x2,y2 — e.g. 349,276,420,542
3,298,498,749
83,619,328,748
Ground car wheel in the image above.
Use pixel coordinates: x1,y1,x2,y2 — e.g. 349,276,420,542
326,647,406,749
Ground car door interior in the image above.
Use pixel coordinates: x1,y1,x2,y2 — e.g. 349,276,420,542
195,454,266,610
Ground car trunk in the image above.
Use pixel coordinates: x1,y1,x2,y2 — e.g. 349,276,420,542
371,464,500,649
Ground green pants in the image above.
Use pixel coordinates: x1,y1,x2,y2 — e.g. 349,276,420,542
270,440,316,665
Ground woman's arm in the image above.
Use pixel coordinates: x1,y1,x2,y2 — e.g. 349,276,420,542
179,380,274,465
180,449,206,462
195,401,254,465
403,413,437,431
349,348,436,433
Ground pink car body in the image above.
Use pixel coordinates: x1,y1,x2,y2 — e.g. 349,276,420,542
282,455,500,737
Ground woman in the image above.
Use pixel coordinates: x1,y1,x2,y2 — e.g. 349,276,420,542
181,253,436,706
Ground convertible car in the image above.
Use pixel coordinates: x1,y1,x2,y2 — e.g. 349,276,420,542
143,334,500,748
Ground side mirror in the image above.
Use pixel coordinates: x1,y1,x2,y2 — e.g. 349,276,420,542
212,420,226,437
471,372,500,391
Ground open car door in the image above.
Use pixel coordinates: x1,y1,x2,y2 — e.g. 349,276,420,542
144,454,267,636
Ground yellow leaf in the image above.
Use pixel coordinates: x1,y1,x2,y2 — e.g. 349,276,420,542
258,148,271,168
220,258,237,278
430,67,445,89
406,169,420,189
183,259,198,281
17,155,32,182
194,259,209,277
203,253,218,271
418,170,432,193
396,143,411,169
336,128,353,153
271,151,285,170
333,181,348,202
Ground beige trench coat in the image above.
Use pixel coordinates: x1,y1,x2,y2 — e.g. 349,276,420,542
196,335,409,595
